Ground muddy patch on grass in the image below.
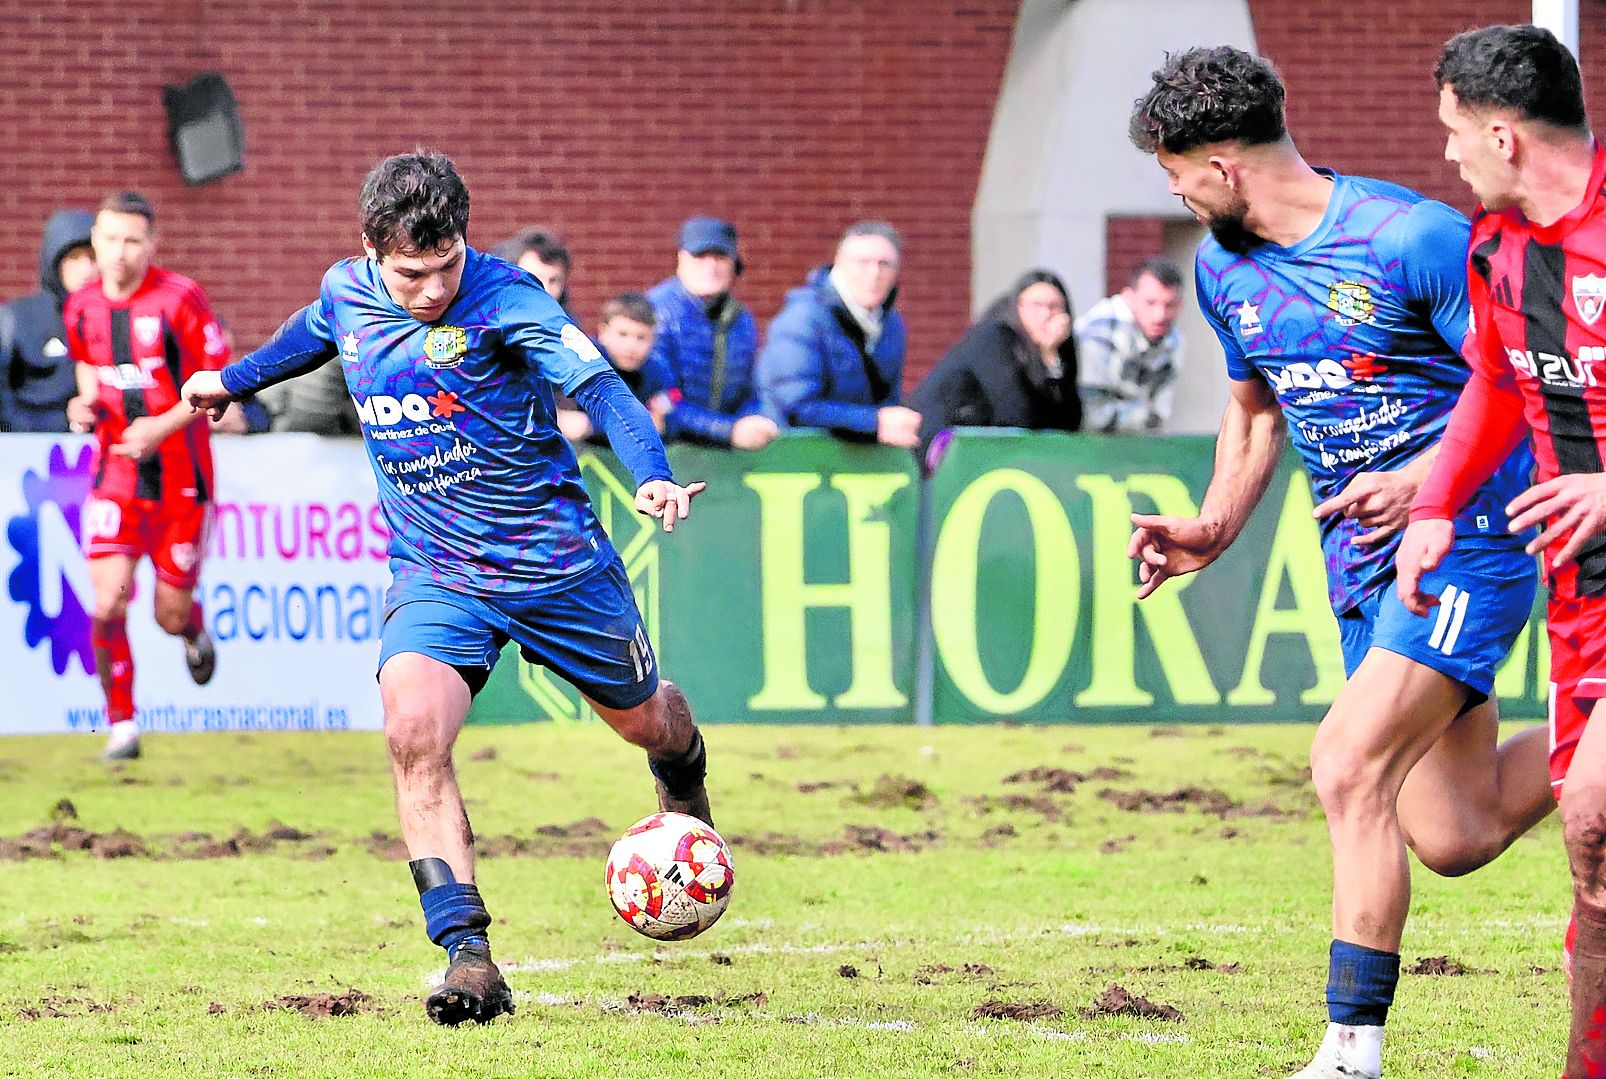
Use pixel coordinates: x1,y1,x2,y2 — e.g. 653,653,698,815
973,999,1062,1021
1098,787,1239,818
0,824,149,861
1406,956,1484,976
1099,835,1137,855
734,825,940,857
796,780,856,795
1081,984,1183,1021
265,988,373,1018
623,990,768,1015
14,995,115,1020
914,963,994,985
853,775,937,811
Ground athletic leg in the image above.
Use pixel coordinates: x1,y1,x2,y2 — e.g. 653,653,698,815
1396,699,1553,876
151,500,214,684
377,591,513,1026
1561,700,1606,1078
589,679,712,826
1293,650,1470,1079
87,554,140,759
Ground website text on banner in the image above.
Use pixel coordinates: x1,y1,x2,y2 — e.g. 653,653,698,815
1,434,388,734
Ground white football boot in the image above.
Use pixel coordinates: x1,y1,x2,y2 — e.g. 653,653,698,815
101,721,141,761
1288,1023,1384,1078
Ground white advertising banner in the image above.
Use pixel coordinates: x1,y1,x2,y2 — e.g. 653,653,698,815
1,434,390,734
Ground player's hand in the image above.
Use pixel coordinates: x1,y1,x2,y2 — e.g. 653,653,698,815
111,416,168,460
1507,473,1606,569
1395,518,1455,616
636,479,707,533
1126,514,1223,599
209,402,249,435
731,414,779,451
66,394,98,434
876,405,922,449
1312,469,1418,545
181,370,234,420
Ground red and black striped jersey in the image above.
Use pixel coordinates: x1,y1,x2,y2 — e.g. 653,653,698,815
1421,143,1606,598
64,267,230,504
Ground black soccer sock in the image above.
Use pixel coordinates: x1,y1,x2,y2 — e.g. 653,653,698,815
649,729,707,798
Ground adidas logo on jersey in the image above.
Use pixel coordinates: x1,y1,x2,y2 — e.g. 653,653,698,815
1506,346,1606,389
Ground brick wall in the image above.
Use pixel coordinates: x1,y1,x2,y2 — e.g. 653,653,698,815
0,0,1017,385
1248,0,1606,211
1103,216,1169,298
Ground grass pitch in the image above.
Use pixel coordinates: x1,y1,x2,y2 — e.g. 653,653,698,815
0,723,1568,1077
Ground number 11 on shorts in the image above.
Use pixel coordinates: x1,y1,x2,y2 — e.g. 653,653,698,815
1429,585,1472,655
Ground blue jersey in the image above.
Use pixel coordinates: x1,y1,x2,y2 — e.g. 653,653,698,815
1195,171,1533,613
269,248,619,598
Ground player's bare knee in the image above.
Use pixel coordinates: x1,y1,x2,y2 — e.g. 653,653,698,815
1411,835,1498,879
91,592,130,626
154,605,189,636
384,709,452,775
1561,796,1606,886
1310,746,1392,821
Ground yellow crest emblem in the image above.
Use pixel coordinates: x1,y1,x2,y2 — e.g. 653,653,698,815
1328,282,1376,327
422,326,468,369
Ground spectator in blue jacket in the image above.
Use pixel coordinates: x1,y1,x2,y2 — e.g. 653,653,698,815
645,217,777,450
757,221,921,448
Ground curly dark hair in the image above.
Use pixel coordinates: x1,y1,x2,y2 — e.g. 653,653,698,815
1130,46,1287,155
1436,24,1588,131
359,149,470,257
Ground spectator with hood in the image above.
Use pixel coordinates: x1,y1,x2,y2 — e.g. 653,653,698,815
910,268,1081,465
0,209,96,432
757,220,919,448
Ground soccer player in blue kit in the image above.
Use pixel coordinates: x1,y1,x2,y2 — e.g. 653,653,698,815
1126,49,1553,1078
182,151,713,1026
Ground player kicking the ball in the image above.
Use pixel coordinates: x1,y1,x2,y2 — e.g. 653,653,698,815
1127,48,1552,1078
1399,26,1606,1078
182,151,713,1027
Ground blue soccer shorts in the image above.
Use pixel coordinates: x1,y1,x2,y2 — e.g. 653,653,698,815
377,557,659,710
1337,540,1537,698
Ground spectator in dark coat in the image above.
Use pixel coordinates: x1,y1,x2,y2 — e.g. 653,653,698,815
0,209,96,432
557,293,676,445
645,217,776,450
757,221,920,447
910,269,1081,463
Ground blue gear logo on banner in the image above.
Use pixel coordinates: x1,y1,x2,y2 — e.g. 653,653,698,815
5,443,95,675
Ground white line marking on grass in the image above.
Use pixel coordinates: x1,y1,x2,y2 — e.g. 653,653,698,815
503,958,574,973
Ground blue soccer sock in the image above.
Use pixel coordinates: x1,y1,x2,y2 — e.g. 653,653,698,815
411,858,491,960
1326,939,1400,1026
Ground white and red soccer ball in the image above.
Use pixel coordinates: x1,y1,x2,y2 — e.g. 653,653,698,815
605,812,734,941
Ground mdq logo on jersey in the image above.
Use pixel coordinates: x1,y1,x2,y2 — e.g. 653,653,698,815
353,390,467,428
5,443,95,675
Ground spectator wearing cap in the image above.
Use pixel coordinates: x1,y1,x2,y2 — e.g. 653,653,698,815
644,216,777,450
495,226,573,314
757,221,919,448
1074,258,1185,433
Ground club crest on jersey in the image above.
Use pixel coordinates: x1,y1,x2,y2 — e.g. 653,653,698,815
1236,301,1263,338
423,326,468,369
133,315,162,348
1573,274,1606,326
1327,281,1377,326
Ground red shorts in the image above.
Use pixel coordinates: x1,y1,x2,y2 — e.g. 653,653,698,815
1548,594,1606,795
82,495,209,589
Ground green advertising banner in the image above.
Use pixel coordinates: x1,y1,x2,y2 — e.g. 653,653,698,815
470,435,923,725
469,430,1549,726
926,431,1548,724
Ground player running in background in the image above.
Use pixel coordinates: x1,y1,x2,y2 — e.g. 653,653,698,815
181,151,713,1027
1397,26,1606,1078
1126,47,1552,1079
64,191,228,762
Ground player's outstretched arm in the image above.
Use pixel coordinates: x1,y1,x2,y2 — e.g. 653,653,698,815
571,370,706,533
1129,375,1284,599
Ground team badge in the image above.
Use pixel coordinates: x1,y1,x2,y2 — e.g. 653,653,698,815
423,326,468,369
1328,281,1377,326
1236,301,1263,338
133,315,162,348
1573,274,1606,326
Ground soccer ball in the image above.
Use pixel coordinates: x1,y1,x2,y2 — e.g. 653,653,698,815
605,812,734,941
